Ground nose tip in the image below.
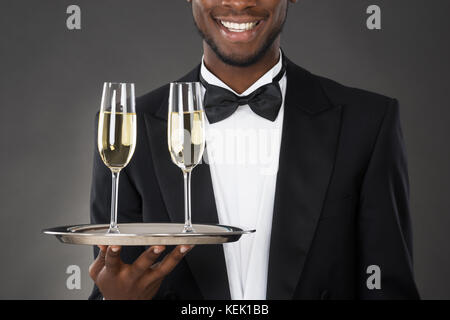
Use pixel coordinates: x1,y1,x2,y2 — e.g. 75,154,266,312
221,0,257,11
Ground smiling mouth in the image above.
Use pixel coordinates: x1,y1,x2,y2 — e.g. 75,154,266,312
219,20,261,33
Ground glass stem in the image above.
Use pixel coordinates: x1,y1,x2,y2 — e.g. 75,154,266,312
108,170,120,234
183,170,194,232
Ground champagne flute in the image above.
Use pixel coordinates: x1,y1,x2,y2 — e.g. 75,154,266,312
168,82,205,233
98,82,137,234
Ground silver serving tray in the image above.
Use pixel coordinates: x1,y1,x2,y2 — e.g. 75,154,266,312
43,223,255,246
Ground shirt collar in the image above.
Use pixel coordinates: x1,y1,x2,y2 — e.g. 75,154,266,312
200,49,284,97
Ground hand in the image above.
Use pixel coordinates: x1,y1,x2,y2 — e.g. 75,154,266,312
89,244,193,300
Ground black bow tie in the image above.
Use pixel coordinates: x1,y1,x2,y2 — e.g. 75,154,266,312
200,60,286,124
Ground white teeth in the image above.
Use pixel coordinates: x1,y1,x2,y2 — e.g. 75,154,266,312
220,20,258,32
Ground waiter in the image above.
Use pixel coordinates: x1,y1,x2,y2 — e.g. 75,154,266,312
89,0,420,300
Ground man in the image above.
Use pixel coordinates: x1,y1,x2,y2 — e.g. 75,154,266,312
89,0,420,300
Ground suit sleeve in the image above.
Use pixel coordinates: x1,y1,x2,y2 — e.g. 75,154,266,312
88,112,145,300
357,99,420,299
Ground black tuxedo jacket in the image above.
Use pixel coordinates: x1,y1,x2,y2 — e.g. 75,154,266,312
89,57,419,300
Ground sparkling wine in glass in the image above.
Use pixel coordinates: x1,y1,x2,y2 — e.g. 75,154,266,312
98,82,137,234
168,82,205,233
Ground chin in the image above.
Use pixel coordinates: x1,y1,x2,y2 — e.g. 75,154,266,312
224,51,257,63
210,41,269,67
198,24,274,67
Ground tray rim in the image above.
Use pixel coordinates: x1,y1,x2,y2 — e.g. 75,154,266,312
42,222,256,238
42,223,256,246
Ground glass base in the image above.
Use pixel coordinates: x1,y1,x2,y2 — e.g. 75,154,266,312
182,225,195,233
107,226,120,234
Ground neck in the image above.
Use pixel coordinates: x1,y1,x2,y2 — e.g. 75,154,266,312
203,40,281,94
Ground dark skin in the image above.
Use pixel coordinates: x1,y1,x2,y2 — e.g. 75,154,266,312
89,244,193,300
89,0,296,300
191,0,297,93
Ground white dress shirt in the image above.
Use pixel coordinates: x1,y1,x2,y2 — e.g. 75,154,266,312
200,53,287,300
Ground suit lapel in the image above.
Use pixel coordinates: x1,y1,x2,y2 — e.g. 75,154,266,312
266,59,343,299
144,66,230,299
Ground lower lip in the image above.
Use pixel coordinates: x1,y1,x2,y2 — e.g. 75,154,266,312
215,20,264,43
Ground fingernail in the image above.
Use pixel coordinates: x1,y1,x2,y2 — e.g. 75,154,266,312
180,245,193,254
153,247,164,254
111,246,119,252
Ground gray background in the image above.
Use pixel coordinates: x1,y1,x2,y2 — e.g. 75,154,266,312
0,0,449,299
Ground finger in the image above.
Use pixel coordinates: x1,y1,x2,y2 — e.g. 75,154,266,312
152,245,194,280
132,246,166,275
89,247,106,281
105,245,123,273
146,277,164,293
